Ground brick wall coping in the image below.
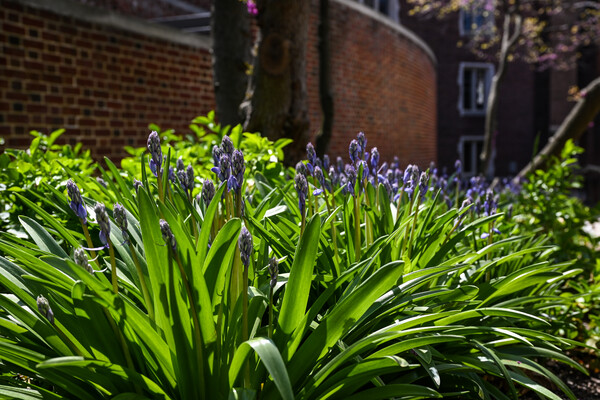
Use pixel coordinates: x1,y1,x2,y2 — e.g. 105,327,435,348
334,0,436,66
14,0,211,49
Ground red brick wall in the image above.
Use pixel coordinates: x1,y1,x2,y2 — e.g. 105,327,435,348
1,0,437,166
1,0,215,159
307,0,437,166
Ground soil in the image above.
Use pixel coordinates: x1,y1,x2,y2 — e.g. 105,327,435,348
520,349,600,400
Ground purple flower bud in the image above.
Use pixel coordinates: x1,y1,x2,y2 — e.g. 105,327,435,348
454,159,462,175
356,131,367,155
349,140,359,164
221,135,235,156
216,154,231,184
323,154,330,170
345,164,356,196
238,226,253,268
306,142,316,166
231,150,245,192
294,174,308,215
94,203,111,246
186,164,195,190
147,131,163,177
212,145,223,167
66,179,87,222
74,247,93,274
336,156,344,173
268,257,278,289
201,179,216,206
133,179,143,193
37,295,54,324
483,189,495,216
113,203,129,243
160,219,177,251
419,171,429,200
314,166,326,189
168,166,177,184
329,166,339,188
96,177,108,188
295,161,307,177
370,147,379,173
176,156,185,172
391,156,400,169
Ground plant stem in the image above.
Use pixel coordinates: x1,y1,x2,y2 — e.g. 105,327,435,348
353,194,361,262
80,221,101,270
242,260,250,388
157,168,164,203
268,286,274,339
108,239,118,294
128,242,154,322
324,192,340,275
407,197,422,259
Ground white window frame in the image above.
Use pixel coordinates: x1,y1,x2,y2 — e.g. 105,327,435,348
457,62,494,116
459,3,495,37
457,136,488,177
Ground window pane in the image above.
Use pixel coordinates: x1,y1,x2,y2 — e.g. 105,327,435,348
475,141,484,173
475,69,486,110
464,141,473,173
379,0,389,15
463,69,473,110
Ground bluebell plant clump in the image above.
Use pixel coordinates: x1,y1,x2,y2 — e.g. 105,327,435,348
12,125,584,400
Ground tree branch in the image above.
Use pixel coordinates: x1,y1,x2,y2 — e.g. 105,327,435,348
516,76,600,180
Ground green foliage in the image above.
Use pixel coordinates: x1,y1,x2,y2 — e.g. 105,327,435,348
120,111,291,187
0,130,595,399
0,130,96,236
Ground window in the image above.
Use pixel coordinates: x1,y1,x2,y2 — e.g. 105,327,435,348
458,136,485,177
356,0,400,23
458,62,494,116
459,3,494,36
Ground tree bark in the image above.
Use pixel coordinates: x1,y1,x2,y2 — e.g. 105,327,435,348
315,0,334,158
481,11,522,178
516,76,600,180
211,0,251,127
242,0,311,164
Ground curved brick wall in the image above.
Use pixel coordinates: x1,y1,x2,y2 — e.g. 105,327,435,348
1,0,436,165
309,0,437,166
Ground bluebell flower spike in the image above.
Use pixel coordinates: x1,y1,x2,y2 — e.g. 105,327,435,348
67,179,87,223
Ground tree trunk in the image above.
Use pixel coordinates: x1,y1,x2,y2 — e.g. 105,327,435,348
480,12,522,178
211,0,251,127
315,0,334,158
516,76,600,180
243,0,311,164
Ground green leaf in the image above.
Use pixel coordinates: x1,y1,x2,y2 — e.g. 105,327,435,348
289,260,405,386
19,216,68,258
277,215,321,338
229,338,294,400
343,384,441,400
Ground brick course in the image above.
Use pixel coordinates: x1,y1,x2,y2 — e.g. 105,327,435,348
1,0,436,166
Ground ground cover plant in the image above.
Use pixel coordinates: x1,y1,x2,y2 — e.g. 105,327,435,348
0,125,597,399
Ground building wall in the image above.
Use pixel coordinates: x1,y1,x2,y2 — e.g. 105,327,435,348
400,7,541,176
1,0,437,167
1,0,215,159
307,0,437,166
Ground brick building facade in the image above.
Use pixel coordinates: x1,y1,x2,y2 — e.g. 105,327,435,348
399,3,600,180
1,0,437,166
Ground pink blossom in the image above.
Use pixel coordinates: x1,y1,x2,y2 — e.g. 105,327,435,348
247,0,258,16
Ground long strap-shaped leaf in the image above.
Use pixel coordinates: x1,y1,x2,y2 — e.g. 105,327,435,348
229,338,294,400
287,260,405,387
277,215,321,339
